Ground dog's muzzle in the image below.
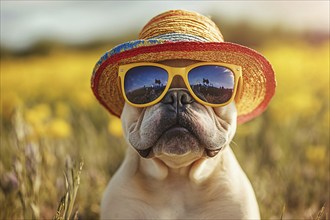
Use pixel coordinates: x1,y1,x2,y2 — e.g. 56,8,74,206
134,88,223,158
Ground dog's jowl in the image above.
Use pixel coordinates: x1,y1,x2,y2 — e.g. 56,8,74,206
91,10,276,219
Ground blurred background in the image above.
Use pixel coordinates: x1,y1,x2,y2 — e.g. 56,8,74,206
1,1,329,219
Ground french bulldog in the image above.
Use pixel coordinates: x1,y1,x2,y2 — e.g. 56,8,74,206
100,60,260,219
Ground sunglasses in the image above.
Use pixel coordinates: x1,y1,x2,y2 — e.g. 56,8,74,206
118,62,242,108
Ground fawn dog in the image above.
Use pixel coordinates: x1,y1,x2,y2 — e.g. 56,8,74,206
100,60,260,219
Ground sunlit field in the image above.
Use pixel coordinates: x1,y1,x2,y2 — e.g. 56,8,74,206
1,39,329,219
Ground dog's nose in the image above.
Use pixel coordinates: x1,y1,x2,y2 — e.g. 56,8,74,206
161,89,194,106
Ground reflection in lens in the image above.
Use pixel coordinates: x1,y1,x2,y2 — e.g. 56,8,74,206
124,66,168,104
188,65,235,104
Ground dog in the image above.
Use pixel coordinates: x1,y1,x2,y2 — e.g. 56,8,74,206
100,60,260,219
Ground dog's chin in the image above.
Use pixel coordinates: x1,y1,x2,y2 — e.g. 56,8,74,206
157,153,202,169
138,127,204,168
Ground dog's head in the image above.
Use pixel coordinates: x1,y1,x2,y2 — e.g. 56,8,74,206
120,60,237,168
92,11,276,169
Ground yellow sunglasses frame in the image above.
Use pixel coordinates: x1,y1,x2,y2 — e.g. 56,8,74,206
118,62,242,108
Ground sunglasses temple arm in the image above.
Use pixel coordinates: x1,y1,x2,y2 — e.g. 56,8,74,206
117,76,124,99
234,77,243,103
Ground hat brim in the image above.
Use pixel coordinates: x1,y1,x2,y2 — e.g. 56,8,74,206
91,40,276,124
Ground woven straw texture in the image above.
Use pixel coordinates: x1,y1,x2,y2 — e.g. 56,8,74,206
91,10,276,124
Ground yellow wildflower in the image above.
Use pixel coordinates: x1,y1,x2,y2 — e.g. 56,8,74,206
25,104,51,126
47,118,72,138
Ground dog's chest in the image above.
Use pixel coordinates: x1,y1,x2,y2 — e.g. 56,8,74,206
140,175,210,219
156,187,188,218
158,181,191,217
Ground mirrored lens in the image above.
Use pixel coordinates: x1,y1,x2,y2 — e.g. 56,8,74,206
188,65,235,104
124,66,168,104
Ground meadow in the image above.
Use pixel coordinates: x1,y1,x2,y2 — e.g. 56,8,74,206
0,39,329,219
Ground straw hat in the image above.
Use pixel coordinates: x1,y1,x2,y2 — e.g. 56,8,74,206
91,10,276,124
